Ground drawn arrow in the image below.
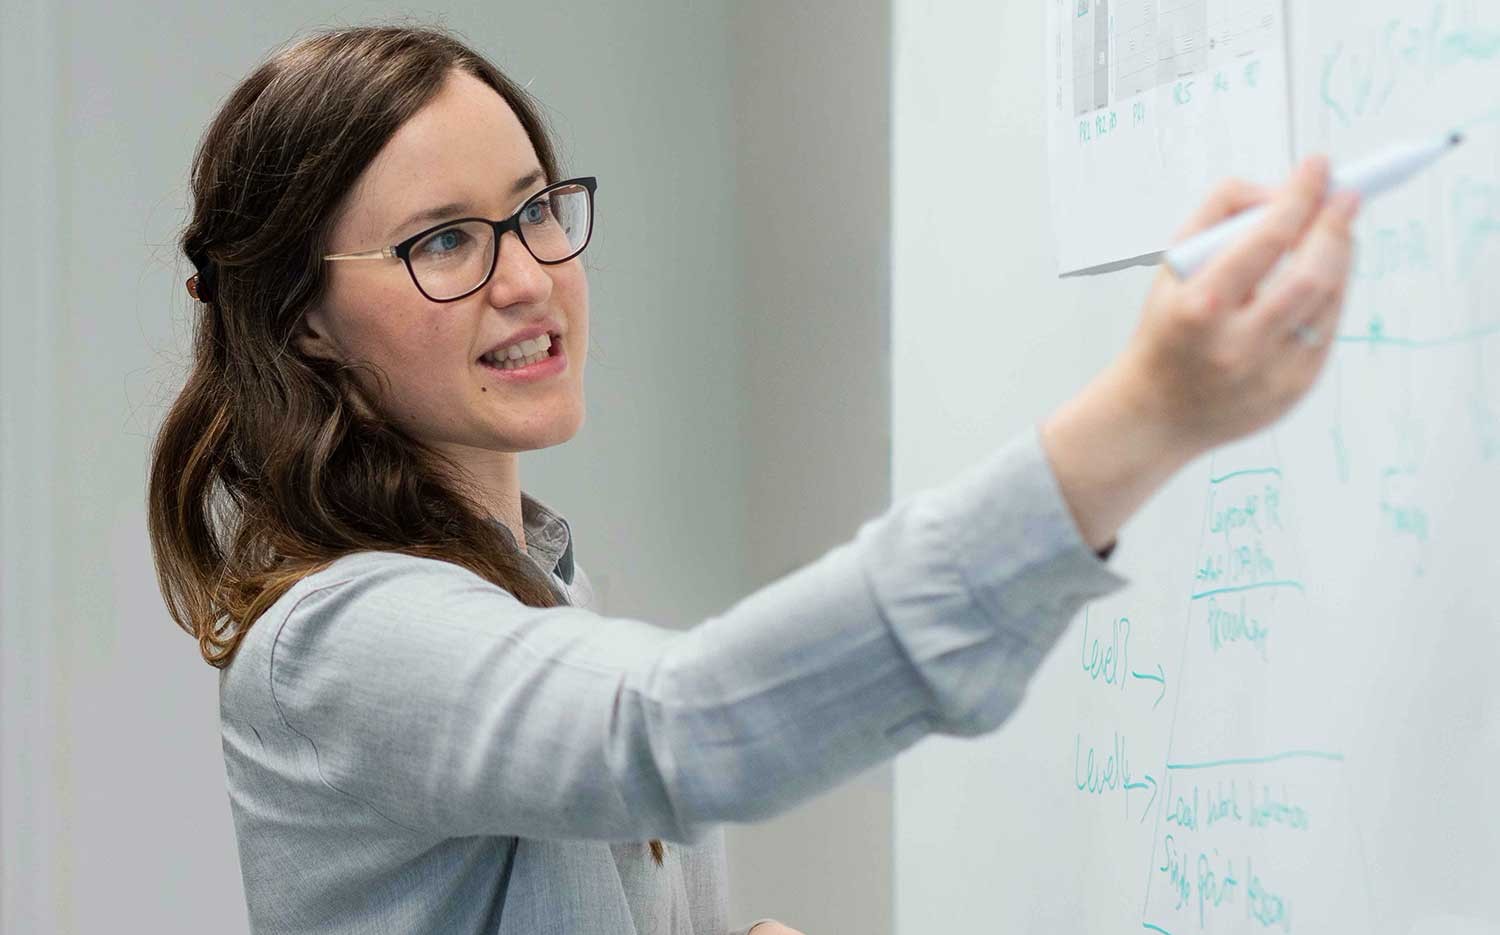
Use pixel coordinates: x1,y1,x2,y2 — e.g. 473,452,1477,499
1124,773,1158,824
1131,663,1167,709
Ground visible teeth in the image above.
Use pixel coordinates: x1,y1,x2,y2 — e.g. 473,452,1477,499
483,333,552,365
499,350,549,370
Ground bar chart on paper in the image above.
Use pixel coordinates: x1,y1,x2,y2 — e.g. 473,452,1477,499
1049,0,1291,272
1071,0,1281,115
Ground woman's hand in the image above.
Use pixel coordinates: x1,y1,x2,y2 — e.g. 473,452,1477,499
1116,154,1360,454
1041,155,1360,551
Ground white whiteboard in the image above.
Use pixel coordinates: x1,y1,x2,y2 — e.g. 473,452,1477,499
891,2,1500,933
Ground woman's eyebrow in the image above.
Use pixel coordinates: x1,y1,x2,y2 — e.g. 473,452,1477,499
388,168,546,237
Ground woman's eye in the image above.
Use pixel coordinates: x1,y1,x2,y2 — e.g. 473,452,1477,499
418,227,469,256
522,199,552,224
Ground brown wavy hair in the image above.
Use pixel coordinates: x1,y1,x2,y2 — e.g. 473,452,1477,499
147,21,664,865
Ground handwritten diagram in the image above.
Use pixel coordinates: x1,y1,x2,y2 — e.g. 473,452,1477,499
1049,4,1500,932
896,2,1500,932
1135,440,1374,934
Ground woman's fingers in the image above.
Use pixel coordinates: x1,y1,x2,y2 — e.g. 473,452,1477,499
1196,155,1333,307
1248,189,1359,350
1115,165,1361,457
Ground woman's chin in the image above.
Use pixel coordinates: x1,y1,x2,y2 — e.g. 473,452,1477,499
502,407,584,451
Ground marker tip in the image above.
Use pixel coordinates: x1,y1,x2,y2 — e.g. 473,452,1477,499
1449,131,1465,147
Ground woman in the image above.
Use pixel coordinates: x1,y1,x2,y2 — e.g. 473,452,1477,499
147,23,1358,935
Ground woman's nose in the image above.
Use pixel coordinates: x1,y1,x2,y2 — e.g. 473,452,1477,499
485,231,553,305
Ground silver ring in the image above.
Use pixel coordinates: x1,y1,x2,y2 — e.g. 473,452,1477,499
1293,324,1324,347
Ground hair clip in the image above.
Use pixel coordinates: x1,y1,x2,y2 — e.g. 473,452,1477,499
186,264,217,303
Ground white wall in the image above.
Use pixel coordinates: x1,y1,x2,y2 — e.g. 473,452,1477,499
1,0,64,928
0,1,892,932
727,2,894,933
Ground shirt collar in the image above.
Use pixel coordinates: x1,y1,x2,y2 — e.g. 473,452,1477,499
512,490,576,586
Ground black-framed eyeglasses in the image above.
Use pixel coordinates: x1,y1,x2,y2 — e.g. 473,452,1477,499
322,176,597,303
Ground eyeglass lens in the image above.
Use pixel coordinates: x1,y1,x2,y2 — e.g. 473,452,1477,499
408,182,592,300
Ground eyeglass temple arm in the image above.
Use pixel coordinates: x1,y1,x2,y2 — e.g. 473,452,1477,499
322,246,398,261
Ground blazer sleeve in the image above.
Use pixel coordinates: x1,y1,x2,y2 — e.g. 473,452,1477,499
265,425,1129,843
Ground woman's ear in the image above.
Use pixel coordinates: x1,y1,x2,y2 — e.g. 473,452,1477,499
295,306,340,361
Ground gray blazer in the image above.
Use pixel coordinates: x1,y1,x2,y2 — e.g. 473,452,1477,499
218,427,1128,933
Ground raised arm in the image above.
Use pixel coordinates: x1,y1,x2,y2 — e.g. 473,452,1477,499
264,158,1357,849
266,427,1125,845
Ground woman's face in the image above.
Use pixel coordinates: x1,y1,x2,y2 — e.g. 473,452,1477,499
302,68,588,459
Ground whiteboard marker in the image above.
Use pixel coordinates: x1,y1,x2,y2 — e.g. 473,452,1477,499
1165,132,1465,279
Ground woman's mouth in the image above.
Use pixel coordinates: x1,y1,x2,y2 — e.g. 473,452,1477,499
477,333,565,381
